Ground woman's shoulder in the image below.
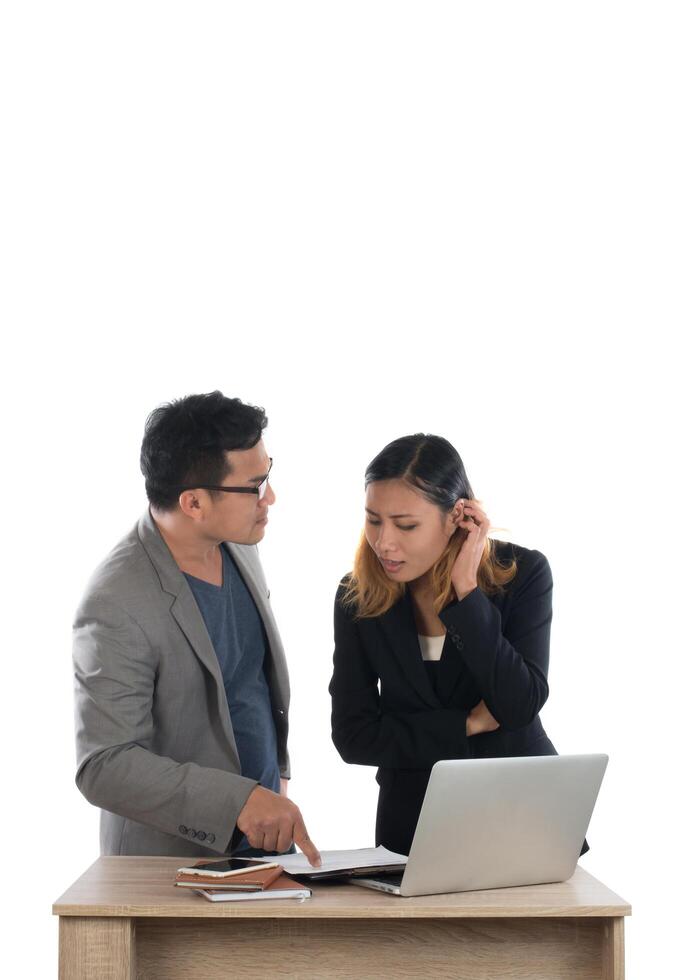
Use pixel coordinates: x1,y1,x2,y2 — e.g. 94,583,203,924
334,574,365,627
334,573,355,608
491,538,552,589
492,537,548,565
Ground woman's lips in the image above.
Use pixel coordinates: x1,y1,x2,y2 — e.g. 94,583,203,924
380,558,404,572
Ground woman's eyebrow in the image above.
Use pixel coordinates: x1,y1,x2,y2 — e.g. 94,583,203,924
365,507,417,519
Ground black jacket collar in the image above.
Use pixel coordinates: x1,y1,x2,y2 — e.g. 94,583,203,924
377,589,466,708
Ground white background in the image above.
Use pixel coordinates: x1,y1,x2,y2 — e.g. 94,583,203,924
1,3,678,976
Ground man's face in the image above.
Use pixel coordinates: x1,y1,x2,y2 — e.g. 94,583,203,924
192,439,275,545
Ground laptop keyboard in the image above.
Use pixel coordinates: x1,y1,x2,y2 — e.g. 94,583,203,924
365,872,405,886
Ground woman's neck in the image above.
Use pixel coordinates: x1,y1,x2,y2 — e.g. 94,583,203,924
408,576,446,637
408,570,434,604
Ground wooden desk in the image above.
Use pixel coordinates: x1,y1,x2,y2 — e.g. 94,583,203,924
53,857,630,979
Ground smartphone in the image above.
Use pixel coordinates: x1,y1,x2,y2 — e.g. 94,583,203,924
178,858,279,878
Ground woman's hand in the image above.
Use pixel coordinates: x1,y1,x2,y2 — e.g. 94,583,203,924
451,498,490,600
466,700,500,736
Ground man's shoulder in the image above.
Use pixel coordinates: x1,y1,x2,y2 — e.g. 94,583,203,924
78,518,158,612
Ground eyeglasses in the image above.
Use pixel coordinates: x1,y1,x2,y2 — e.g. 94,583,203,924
173,458,273,501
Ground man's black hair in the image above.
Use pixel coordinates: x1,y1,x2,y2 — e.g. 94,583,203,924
140,391,268,511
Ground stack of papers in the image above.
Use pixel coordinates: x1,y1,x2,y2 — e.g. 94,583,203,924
266,846,408,880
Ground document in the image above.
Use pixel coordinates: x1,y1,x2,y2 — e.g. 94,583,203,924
265,846,408,879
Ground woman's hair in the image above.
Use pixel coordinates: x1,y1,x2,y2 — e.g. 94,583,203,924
342,433,517,618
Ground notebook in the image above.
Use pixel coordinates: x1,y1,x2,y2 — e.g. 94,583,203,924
175,863,283,891
195,873,311,902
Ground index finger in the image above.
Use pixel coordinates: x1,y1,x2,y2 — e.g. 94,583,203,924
463,502,490,524
293,817,321,868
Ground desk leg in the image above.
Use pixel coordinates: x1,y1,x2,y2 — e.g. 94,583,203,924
602,916,625,980
59,917,136,980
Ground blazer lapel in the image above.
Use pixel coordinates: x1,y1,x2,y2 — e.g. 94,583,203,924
168,588,228,696
225,543,290,709
433,633,466,704
378,591,441,708
224,544,270,640
136,510,237,745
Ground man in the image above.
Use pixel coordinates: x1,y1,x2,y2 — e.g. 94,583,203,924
73,391,320,864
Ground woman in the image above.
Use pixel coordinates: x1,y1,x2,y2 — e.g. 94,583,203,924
329,433,588,858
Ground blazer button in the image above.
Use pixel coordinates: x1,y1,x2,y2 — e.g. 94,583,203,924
179,825,188,835
189,829,197,838
207,833,216,844
198,831,206,841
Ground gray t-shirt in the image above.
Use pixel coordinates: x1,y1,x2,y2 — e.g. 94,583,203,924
184,545,280,826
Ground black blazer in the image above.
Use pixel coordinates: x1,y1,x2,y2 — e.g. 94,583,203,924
329,540,588,857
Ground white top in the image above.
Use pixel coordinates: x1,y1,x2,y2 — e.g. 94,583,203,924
418,633,446,662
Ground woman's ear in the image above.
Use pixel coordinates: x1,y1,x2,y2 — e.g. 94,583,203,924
447,498,465,536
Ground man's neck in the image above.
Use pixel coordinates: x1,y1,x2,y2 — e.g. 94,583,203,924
151,508,223,583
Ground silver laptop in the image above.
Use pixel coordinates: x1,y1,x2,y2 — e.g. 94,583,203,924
352,753,608,896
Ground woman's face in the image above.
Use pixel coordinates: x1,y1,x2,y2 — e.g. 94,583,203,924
365,479,462,584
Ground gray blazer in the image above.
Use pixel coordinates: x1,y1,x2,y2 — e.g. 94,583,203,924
73,509,291,856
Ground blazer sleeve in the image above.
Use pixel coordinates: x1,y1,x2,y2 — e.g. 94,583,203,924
329,587,470,768
73,594,258,853
438,549,553,731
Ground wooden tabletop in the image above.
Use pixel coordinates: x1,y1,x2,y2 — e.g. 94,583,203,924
53,857,631,920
